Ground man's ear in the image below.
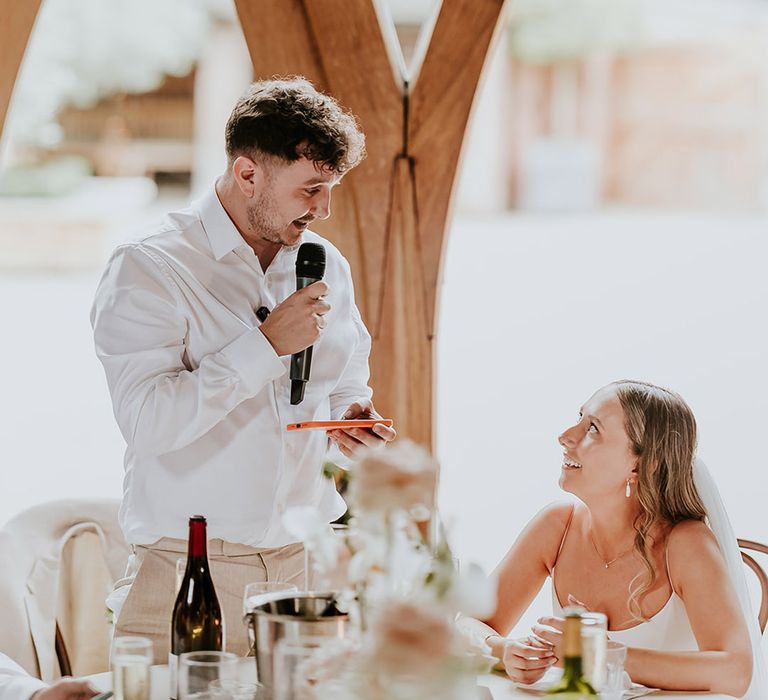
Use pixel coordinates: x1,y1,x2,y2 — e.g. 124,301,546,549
232,155,265,198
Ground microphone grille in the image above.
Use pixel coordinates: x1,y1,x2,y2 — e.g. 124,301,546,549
296,242,326,279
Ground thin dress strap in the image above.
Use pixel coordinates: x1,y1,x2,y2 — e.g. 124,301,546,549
664,529,678,596
551,503,576,572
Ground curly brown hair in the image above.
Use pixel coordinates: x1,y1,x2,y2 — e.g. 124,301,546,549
225,76,366,174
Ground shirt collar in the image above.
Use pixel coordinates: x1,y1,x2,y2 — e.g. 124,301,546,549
194,185,249,261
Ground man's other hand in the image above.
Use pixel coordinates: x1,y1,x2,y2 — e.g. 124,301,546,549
33,678,100,700
328,399,396,458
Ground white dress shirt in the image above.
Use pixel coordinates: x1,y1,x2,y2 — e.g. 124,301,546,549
91,186,372,547
0,654,45,700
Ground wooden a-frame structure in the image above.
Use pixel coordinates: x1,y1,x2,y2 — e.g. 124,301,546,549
0,0,507,449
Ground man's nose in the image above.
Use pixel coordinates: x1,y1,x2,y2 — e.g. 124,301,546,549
311,189,331,220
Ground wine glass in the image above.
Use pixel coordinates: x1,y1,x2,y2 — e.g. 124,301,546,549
242,582,299,616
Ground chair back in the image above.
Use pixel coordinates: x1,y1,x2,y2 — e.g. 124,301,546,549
738,538,768,633
0,499,129,680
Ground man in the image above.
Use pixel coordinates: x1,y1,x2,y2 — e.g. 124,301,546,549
91,77,395,660
0,654,98,700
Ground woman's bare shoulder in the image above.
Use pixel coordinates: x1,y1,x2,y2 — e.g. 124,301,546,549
666,518,718,551
666,518,724,586
518,500,576,548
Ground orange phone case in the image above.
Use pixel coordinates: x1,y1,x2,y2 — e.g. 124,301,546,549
286,419,393,432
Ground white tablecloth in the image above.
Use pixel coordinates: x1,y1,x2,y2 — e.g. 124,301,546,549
86,664,731,699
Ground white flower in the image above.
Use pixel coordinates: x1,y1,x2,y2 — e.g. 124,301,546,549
349,439,438,517
445,562,498,620
282,506,341,573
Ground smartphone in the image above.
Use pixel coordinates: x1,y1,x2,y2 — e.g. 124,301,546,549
286,418,393,432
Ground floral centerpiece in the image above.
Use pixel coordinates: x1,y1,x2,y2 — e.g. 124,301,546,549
283,440,497,700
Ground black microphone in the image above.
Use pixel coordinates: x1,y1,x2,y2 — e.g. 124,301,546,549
290,242,326,405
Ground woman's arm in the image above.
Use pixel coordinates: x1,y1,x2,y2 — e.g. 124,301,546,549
483,501,573,635
470,502,573,683
625,521,752,697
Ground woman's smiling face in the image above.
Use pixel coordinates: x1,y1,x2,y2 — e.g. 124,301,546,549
558,385,637,500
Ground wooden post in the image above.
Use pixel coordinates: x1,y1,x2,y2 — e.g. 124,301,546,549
235,0,506,448
0,0,42,136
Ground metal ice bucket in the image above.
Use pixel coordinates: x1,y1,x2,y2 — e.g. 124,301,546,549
244,592,348,692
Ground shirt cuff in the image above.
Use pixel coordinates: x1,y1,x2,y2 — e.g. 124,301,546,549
220,326,286,395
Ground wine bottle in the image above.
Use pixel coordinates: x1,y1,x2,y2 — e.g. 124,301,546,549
546,609,597,698
170,515,224,699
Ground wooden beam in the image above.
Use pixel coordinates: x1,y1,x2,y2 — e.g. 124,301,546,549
408,0,506,335
0,0,42,137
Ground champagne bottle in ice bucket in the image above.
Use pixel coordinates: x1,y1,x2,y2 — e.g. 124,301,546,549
170,515,224,699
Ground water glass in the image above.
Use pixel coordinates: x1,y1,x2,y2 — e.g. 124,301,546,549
580,611,607,689
272,637,327,700
178,651,239,699
600,641,628,700
112,636,152,700
208,679,264,699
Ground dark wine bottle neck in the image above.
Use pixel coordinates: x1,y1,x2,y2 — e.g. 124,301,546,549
187,519,208,558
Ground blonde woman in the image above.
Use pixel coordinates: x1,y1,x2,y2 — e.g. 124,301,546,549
476,380,765,698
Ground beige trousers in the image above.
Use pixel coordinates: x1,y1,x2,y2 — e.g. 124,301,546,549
113,538,304,663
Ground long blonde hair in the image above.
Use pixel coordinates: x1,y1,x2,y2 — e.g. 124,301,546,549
611,380,707,620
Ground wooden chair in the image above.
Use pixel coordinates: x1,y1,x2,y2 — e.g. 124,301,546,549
0,499,129,681
738,539,768,633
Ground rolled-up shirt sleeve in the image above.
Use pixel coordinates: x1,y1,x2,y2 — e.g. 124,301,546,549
91,244,286,458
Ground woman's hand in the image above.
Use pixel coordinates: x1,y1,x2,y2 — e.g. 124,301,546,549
501,635,557,685
530,615,565,665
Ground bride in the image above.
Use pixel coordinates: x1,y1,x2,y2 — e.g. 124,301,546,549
475,380,766,698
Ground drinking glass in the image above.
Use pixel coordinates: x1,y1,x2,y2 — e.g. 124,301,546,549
176,557,187,592
178,651,239,699
208,679,265,699
112,636,152,700
580,611,607,689
243,582,299,615
600,641,628,700
272,637,327,700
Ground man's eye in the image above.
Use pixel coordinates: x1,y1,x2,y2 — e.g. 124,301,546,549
305,188,320,196
588,423,598,434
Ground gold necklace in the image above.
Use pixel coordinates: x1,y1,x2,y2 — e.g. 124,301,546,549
588,529,634,569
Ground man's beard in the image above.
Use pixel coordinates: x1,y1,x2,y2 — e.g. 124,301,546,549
247,189,293,245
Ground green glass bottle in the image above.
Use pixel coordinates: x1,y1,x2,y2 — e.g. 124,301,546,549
546,609,597,698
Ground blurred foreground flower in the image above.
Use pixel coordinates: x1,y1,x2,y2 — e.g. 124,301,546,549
349,439,437,519
282,439,498,699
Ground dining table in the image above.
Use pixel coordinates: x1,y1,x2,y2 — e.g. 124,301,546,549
85,662,733,699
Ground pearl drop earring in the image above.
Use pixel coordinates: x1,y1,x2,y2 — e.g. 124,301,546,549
625,479,631,498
